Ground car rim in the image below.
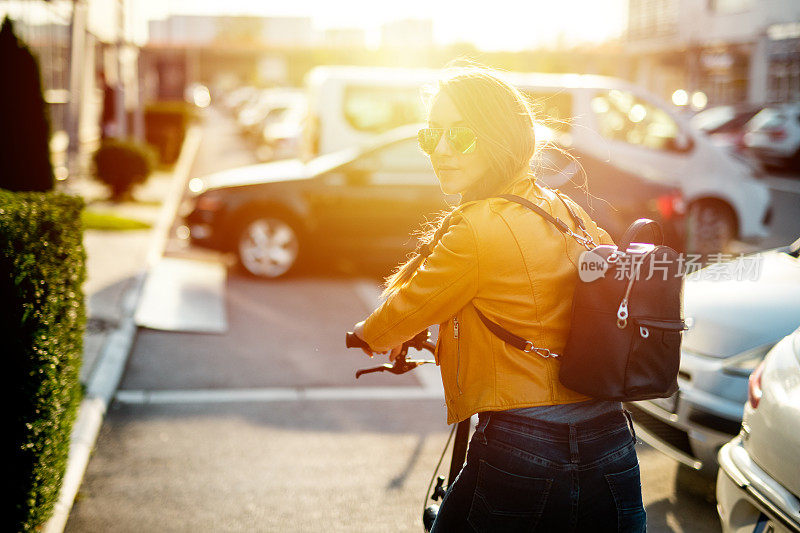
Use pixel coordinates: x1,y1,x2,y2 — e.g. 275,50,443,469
238,218,299,278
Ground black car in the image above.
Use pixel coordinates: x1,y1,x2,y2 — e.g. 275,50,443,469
184,126,685,278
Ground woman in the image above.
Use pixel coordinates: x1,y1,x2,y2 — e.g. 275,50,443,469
352,66,646,532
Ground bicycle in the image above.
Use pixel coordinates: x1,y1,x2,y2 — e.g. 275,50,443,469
345,329,472,532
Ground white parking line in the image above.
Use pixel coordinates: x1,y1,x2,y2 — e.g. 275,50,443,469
115,386,443,405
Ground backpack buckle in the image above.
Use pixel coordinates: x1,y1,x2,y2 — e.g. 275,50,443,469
523,341,535,353
523,342,559,359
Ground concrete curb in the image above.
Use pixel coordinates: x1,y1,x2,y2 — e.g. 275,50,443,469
44,125,203,533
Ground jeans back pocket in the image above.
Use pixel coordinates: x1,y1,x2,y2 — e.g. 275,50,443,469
605,462,647,532
467,459,553,533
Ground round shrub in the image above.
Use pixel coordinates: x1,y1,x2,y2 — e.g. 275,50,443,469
92,140,155,201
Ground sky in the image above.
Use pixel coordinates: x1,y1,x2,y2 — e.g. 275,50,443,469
131,0,628,50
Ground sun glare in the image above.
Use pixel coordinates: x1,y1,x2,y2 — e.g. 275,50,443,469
135,0,627,50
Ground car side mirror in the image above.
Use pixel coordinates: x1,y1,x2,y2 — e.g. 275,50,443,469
671,131,693,153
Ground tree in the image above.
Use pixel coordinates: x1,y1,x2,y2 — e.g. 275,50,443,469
0,17,55,192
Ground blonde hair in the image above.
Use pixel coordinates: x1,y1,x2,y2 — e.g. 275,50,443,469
381,63,539,298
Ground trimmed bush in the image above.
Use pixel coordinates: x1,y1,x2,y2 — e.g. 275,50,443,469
144,100,198,165
92,139,155,201
1,191,86,531
0,17,54,192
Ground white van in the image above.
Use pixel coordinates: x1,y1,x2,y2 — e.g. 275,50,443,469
302,67,771,253
303,66,440,158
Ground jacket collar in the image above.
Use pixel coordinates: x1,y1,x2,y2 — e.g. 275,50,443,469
496,172,542,198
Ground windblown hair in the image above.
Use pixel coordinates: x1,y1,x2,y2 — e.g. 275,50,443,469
381,64,539,298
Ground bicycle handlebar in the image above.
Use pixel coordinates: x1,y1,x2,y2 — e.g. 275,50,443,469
345,329,436,378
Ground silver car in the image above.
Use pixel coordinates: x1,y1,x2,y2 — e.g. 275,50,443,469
627,237,800,475
716,326,800,532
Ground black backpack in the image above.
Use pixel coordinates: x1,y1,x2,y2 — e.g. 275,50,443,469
476,192,686,401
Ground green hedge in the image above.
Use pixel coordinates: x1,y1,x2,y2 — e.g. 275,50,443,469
1,190,86,531
144,100,198,165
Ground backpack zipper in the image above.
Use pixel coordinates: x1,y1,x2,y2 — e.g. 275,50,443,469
453,315,463,394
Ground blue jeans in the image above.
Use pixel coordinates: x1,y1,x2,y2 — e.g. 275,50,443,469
430,409,646,532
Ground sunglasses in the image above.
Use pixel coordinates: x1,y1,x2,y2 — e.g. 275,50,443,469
418,127,477,155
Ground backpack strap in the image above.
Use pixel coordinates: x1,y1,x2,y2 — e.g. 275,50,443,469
476,191,598,358
497,194,596,250
475,307,559,359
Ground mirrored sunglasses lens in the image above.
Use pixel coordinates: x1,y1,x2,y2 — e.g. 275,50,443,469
450,127,477,154
418,129,442,154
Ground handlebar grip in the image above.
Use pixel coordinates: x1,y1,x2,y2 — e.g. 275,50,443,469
345,332,371,350
408,329,430,349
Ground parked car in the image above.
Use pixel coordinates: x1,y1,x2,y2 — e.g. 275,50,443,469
258,96,308,161
223,86,258,114
183,125,686,278
512,72,771,257
238,88,304,140
744,102,800,171
689,104,764,156
535,135,685,249
627,236,800,476
302,66,438,158
716,326,800,533
301,67,771,256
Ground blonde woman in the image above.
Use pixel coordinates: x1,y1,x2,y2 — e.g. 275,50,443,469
352,66,646,532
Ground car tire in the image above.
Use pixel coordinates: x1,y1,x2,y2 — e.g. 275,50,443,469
791,146,800,171
236,213,302,279
685,201,736,258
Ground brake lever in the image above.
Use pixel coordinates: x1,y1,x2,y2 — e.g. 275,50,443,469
348,329,436,379
355,364,394,379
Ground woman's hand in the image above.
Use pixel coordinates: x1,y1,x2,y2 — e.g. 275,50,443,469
352,320,380,358
353,321,403,361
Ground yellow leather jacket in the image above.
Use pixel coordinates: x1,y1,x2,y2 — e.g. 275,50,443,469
361,176,615,424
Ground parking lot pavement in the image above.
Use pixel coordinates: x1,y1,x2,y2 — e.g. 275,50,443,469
65,271,724,533
66,398,721,533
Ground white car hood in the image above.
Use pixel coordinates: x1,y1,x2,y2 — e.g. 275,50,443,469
682,250,800,358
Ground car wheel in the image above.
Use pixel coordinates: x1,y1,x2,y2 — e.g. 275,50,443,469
237,215,301,278
685,201,735,258
791,146,800,171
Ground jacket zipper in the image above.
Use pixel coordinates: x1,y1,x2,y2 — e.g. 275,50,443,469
453,315,463,394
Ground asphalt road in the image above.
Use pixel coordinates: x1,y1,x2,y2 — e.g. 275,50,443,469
66,106,800,532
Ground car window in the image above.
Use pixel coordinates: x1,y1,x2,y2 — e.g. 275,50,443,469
592,90,681,151
361,139,437,185
343,85,427,134
522,91,574,133
368,139,430,171
747,108,781,131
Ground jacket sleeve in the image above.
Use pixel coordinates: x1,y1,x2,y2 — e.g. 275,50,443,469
361,210,479,351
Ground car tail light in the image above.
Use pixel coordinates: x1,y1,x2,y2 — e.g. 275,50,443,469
195,195,223,212
747,360,766,409
656,192,685,219
767,128,787,141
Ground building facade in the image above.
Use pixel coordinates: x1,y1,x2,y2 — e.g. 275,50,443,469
626,0,800,106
